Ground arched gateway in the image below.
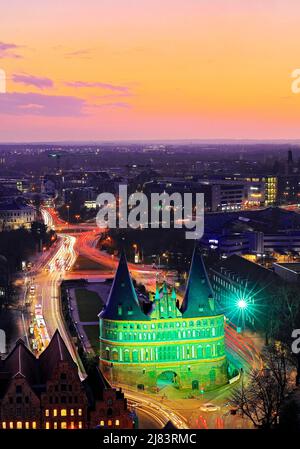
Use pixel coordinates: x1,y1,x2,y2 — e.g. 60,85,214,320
157,371,179,389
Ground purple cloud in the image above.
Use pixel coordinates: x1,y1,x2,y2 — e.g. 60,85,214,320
0,92,87,116
65,80,130,93
0,42,22,59
12,73,54,89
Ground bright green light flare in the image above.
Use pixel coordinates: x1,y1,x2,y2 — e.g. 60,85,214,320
237,299,248,309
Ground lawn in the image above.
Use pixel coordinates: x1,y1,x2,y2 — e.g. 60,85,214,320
75,288,104,322
83,325,100,355
72,255,108,272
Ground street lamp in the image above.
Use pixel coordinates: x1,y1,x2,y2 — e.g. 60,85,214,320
237,299,248,310
236,298,248,333
66,205,70,227
133,244,138,263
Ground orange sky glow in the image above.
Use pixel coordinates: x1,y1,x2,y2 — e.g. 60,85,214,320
0,0,300,141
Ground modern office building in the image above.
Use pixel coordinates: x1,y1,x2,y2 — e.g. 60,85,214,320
209,255,281,330
221,175,277,206
0,200,36,231
143,179,247,212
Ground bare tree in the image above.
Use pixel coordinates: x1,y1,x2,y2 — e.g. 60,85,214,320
231,343,295,429
264,285,300,347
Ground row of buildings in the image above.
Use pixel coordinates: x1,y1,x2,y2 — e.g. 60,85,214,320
0,330,134,430
46,172,300,213
199,207,300,258
38,150,300,213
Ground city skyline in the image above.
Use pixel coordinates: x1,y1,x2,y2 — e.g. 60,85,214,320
1,0,300,141
0,144,300,430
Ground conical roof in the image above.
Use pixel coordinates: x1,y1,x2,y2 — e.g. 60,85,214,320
181,248,221,317
100,250,150,321
4,338,40,385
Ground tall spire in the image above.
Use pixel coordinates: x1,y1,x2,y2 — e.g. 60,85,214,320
181,248,220,317
162,281,168,295
100,249,150,321
171,286,176,300
154,282,160,300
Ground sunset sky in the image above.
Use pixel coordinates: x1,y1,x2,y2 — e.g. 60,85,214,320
0,0,300,142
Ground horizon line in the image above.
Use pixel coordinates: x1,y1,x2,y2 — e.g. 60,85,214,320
1,138,300,146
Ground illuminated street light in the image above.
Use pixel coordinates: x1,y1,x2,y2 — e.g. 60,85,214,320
237,299,248,309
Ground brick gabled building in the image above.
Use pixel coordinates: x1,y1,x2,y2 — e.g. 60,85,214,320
83,366,133,429
0,330,134,430
39,331,88,429
0,340,41,429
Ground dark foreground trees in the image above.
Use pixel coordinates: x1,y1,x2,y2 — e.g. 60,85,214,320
230,343,295,429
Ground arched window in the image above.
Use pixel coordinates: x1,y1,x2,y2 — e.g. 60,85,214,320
112,350,118,361
206,345,211,358
124,350,130,362
132,350,139,362
197,346,203,358
105,348,110,360
158,347,164,361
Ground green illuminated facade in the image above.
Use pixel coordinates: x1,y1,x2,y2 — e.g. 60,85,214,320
99,249,228,390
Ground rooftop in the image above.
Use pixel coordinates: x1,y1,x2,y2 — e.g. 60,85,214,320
273,262,300,274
